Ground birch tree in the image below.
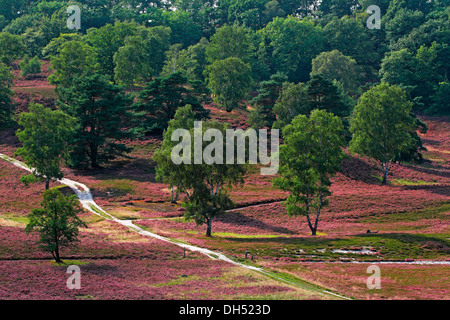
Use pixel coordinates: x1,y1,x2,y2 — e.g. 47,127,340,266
274,109,345,235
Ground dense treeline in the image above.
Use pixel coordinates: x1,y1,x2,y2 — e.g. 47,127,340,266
0,0,448,236
0,0,447,115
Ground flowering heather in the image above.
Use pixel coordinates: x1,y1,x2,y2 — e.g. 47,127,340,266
267,262,450,300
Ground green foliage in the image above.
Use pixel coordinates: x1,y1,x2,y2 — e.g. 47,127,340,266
307,74,353,118
154,104,196,203
113,25,171,86
272,82,310,130
206,25,254,64
42,33,83,58
320,0,361,17
151,9,202,47
429,82,450,115
19,55,41,77
0,32,24,65
25,189,86,263
113,35,153,87
205,57,253,112
380,42,449,112
311,50,363,95
57,73,134,169
272,74,353,130
249,72,287,129
85,21,137,79
135,71,210,133
350,83,416,184
323,16,382,82
273,109,345,236
158,119,247,236
15,103,77,189
259,16,325,83
0,61,14,126
48,40,99,87
161,38,209,82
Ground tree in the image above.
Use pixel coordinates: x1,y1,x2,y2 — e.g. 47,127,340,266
429,82,450,115
307,74,353,118
320,0,360,17
154,104,196,203
138,25,172,76
205,57,253,112
161,38,209,82
0,62,14,127
153,9,202,47
57,73,134,169
385,8,425,47
380,42,449,112
19,55,41,77
323,16,381,82
161,120,247,236
113,34,154,88
0,32,24,65
206,25,254,64
48,40,99,87
349,83,416,185
25,189,87,263
249,72,287,129
0,0,26,22
85,21,137,79
272,75,353,130
311,50,363,95
259,16,325,83
15,103,77,190
273,109,345,236
135,71,210,133
390,8,450,52
272,82,310,130
42,33,82,58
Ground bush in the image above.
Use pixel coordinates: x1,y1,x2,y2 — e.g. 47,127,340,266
19,55,41,77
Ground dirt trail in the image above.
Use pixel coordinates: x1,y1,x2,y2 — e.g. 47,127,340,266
0,152,351,300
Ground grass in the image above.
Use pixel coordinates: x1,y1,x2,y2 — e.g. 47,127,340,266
392,179,439,186
0,212,29,225
14,86,57,99
49,259,91,267
196,231,450,262
362,203,450,223
212,232,289,239
92,179,136,195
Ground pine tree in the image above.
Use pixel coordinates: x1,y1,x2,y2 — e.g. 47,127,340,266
249,72,287,129
135,71,210,133
57,73,134,169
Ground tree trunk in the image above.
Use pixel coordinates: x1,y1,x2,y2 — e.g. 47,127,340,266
306,213,316,236
45,177,50,190
381,162,389,185
52,248,62,263
205,217,212,237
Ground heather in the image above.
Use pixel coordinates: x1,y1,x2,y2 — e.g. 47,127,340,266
266,262,450,300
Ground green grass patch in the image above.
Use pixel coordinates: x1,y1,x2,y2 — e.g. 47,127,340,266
0,212,29,225
362,203,450,223
49,259,91,267
92,179,136,195
14,86,57,99
392,179,438,186
214,232,289,239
